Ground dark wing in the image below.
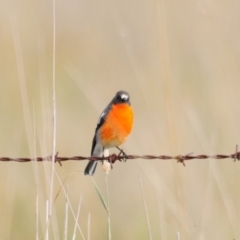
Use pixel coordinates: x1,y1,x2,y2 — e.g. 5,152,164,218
90,104,111,155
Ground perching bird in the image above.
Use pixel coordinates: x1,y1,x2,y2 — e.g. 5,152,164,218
84,91,134,175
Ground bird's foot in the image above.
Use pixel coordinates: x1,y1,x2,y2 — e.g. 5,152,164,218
116,147,128,162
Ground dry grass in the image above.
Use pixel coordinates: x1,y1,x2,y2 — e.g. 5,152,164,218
0,0,240,239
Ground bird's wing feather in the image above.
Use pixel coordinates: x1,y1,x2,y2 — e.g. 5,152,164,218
91,104,111,155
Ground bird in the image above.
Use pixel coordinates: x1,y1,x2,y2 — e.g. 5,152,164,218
84,90,134,175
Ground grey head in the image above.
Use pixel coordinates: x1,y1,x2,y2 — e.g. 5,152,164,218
111,90,131,105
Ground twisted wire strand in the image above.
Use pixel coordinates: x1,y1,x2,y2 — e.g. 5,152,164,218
0,149,239,165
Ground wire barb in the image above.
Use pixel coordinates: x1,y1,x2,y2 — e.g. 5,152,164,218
234,145,238,162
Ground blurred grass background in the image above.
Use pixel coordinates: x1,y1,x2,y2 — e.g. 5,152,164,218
1,0,240,239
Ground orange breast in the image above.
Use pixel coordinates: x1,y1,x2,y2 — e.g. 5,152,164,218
100,103,133,148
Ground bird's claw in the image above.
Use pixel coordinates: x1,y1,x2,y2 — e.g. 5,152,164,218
117,147,128,162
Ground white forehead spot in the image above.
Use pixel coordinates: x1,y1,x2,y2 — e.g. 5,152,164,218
121,94,128,100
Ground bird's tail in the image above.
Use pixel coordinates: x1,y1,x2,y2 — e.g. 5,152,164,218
84,161,98,175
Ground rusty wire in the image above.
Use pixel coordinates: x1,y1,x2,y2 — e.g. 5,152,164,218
0,148,240,166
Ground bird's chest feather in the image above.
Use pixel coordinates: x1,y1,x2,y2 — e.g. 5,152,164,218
99,104,133,147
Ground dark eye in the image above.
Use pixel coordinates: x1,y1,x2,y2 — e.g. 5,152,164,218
117,95,122,101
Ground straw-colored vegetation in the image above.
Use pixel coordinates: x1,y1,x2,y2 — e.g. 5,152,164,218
0,0,240,239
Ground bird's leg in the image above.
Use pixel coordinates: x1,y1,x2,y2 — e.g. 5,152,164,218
116,146,128,162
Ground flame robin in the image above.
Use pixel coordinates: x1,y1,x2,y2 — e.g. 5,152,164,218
84,91,134,175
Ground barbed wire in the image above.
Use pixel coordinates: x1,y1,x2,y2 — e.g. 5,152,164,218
0,146,239,166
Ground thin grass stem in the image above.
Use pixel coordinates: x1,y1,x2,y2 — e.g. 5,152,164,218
139,175,152,240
